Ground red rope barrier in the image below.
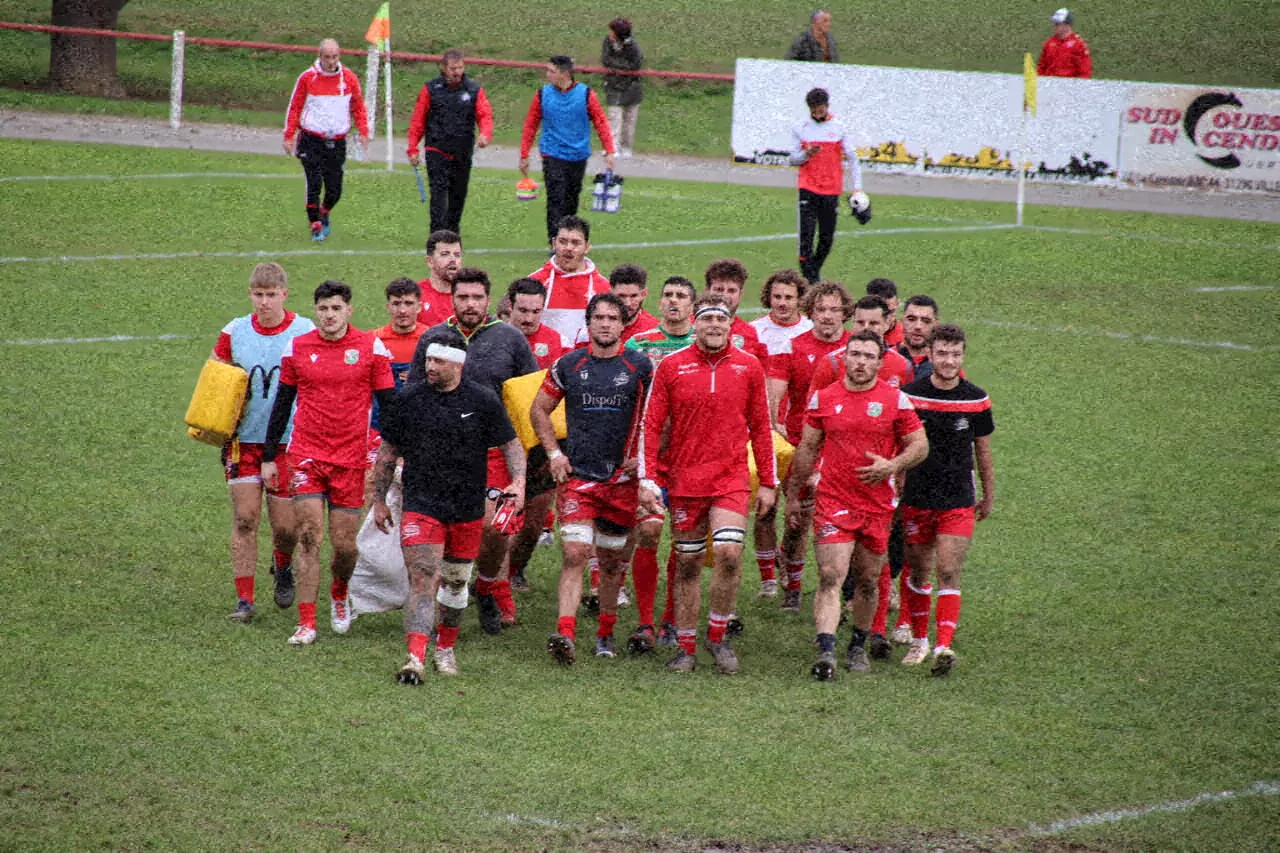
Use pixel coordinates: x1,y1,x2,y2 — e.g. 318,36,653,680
0,21,735,81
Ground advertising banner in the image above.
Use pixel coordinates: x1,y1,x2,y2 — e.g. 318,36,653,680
1119,85,1280,194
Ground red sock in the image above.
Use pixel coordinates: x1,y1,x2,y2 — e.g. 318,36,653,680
707,612,729,644
494,580,515,618
871,563,891,634
234,576,254,603
557,615,577,642
661,549,677,624
475,575,497,596
588,556,600,591
906,579,933,640
319,205,331,219
298,602,317,629
543,508,555,528
935,589,961,648
330,577,348,600
786,559,805,592
407,632,428,661
756,549,777,582
273,549,292,570
895,571,912,629
677,628,697,655
632,546,659,626
436,625,459,650
597,612,617,638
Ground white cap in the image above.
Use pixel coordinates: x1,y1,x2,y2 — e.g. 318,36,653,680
1051,8,1073,24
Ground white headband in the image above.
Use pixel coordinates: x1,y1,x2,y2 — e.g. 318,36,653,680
425,342,467,364
694,305,732,320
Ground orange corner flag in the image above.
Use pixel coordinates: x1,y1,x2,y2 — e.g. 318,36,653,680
1023,52,1037,116
365,2,390,52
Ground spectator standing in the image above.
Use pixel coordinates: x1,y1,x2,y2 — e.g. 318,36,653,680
520,56,616,245
786,10,839,63
406,50,494,235
601,18,644,159
1038,8,1092,79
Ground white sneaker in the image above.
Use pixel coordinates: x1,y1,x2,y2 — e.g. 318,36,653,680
902,638,930,665
620,148,633,159
331,596,354,634
758,579,779,598
537,529,555,547
892,623,914,645
433,646,459,676
616,586,632,608
931,646,957,677
287,625,317,646
397,653,425,685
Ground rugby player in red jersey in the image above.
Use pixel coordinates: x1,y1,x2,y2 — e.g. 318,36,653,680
786,330,928,679
532,294,652,663
417,230,463,328
638,293,777,674
899,324,994,675
261,281,396,646
765,281,854,612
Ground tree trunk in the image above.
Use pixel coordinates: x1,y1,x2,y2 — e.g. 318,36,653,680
48,0,132,97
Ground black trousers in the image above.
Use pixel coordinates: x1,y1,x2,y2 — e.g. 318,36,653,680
424,149,474,234
297,133,346,222
798,189,839,284
541,155,588,244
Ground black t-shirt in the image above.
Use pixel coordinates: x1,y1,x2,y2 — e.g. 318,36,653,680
900,376,994,510
381,379,516,522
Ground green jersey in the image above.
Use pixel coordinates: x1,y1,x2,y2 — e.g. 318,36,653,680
625,325,693,367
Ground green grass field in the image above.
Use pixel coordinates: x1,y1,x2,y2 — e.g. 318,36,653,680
2,0,1278,158
1,138,1278,852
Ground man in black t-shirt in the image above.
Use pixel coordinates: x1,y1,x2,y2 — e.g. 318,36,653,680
898,324,995,677
531,294,652,664
371,326,525,684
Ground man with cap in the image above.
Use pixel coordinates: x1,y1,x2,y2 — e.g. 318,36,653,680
519,55,617,245
371,325,524,683
1038,9,1092,78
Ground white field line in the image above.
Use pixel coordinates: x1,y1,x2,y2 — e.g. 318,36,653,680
1028,780,1280,836
1023,224,1280,252
0,224,1016,266
1189,285,1277,293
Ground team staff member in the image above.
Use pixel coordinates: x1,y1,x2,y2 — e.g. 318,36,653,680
625,276,697,648
417,230,464,328
1038,8,1092,79
899,324,994,676
372,326,523,683
408,268,539,634
639,293,778,674
528,215,611,345
533,294,652,663
261,281,395,646
406,50,494,235
787,331,928,680
212,263,314,622
766,282,855,612
790,88,868,285
519,55,616,245
283,39,369,243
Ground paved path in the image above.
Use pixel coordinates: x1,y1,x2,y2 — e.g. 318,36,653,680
4,109,1279,223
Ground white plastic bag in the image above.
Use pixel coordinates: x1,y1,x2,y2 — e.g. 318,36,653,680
349,479,408,614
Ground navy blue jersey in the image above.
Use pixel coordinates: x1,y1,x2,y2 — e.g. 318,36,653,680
900,377,994,510
542,347,652,483
381,379,516,522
